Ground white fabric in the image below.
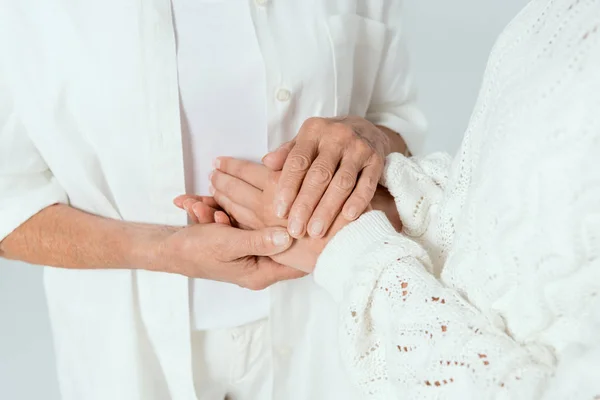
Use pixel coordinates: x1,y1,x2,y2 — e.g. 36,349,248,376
0,1,425,399
315,0,600,398
171,0,270,331
191,319,272,400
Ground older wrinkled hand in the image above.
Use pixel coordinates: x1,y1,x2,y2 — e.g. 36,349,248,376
207,157,352,273
174,157,403,273
262,116,393,239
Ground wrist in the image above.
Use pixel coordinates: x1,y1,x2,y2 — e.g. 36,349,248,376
127,224,180,272
370,186,402,231
377,124,409,156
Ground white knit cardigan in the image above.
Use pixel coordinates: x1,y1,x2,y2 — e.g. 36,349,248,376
315,0,600,398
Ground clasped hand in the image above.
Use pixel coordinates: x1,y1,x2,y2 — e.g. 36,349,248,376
175,158,402,274
173,116,402,284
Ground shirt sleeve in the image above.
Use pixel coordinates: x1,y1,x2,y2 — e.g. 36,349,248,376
0,77,68,242
314,211,600,399
365,1,428,155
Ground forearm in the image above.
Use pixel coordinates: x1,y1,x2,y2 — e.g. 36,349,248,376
0,204,174,271
377,125,410,156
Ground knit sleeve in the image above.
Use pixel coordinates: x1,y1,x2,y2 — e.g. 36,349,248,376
314,211,600,399
381,152,452,254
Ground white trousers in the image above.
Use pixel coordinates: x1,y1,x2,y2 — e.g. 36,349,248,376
192,319,272,400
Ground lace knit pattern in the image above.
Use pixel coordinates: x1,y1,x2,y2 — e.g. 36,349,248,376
315,0,600,398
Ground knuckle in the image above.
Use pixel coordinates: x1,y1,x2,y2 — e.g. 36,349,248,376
249,234,266,252
354,183,377,204
301,117,325,134
335,171,357,192
307,163,333,185
364,175,379,192
370,152,385,165
352,193,370,207
288,153,312,173
291,202,314,218
354,139,375,155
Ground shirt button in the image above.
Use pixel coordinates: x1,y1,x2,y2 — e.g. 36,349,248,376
276,88,291,102
255,0,269,6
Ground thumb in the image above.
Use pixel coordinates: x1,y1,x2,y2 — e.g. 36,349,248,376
232,227,293,258
262,140,295,171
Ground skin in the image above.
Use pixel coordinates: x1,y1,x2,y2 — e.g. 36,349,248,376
175,157,403,273
0,204,304,291
261,116,407,240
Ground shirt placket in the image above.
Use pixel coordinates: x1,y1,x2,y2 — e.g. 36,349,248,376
136,1,197,399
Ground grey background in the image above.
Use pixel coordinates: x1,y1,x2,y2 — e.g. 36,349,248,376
0,1,526,399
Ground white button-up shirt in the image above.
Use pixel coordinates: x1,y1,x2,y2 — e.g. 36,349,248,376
0,1,426,399
172,0,271,331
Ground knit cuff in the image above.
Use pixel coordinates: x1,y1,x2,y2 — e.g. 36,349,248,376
314,211,397,303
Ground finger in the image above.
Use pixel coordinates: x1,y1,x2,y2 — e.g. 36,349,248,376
307,159,361,237
342,158,383,220
240,258,306,291
197,196,220,209
173,194,204,209
287,150,342,238
183,198,201,223
261,140,295,171
214,210,232,226
212,190,263,229
274,139,319,219
211,170,263,212
191,202,217,224
229,227,292,259
214,157,270,190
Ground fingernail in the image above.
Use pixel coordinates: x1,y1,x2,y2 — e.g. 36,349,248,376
309,220,324,237
209,185,215,195
288,218,303,237
213,158,221,169
345,206,358,220
276,202,288,218
271,230,290,247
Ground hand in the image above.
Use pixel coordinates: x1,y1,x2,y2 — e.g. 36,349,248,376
262,116,392,239
175,185,401,233
208,157,353,273
149,215,304,290
371,185,402,232
173,161,402,273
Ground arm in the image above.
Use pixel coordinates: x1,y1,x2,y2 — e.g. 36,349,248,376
0,204,167,271
0,73,161,270
315,211,600,399
381,152,453,259
0,80,299,289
